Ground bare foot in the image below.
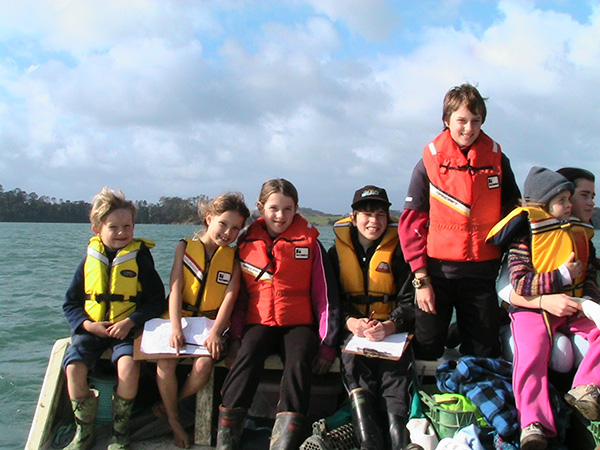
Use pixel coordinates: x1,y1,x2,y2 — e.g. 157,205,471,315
169,417,190,449
152,402,167,418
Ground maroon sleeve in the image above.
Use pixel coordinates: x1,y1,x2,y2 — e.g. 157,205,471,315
398,209,429,272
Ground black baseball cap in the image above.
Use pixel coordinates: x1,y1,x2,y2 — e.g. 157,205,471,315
351,185,391,209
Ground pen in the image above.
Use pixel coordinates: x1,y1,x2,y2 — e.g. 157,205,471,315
368,311,376,324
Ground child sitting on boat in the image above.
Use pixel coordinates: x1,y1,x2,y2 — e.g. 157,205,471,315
487,166,600,450
328,185,416,449
62,187,166,450
215,178,340,450
155,192,249,448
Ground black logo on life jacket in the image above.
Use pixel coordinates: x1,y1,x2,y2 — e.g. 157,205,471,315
216,271,232,285
295,247,310,259
488,175,500,189
120,270,137,278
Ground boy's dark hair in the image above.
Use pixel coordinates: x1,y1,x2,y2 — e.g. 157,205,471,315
442,83,487,128
557,167,595,185
353,200,390,214
353,201,391,222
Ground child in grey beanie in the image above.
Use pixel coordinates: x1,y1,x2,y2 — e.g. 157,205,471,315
524,166,574,207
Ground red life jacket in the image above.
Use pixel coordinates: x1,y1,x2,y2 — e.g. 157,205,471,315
239,215,318,327
423,129,503,262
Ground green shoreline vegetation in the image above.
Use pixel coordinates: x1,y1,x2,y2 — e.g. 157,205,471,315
1,185,599,228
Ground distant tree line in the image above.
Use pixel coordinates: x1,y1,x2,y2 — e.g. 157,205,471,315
2,184,599,227
0,185,208,224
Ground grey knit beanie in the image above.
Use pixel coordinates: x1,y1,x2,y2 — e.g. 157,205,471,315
524,166,574,205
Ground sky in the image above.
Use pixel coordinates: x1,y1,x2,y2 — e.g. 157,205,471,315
1,0,599,214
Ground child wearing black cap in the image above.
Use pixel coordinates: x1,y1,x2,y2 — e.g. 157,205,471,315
328,185,417,450
487,166,600,450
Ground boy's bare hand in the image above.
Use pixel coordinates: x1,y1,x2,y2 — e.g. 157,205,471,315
106,318,134,340
363,320,396,342
83,320,111,338
347,317,372,337
416,285,436,314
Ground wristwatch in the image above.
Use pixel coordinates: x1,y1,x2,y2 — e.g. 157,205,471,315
412,276,431,289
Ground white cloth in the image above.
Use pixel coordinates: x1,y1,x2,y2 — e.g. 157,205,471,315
406,418,438,450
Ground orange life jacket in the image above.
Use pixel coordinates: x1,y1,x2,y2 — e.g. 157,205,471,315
239,215,317,327
423,129,503,262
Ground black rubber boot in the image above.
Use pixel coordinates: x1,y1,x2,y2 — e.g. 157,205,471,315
349,388,385,450
215,405,247,450
387,413,409,450
269,412,305,450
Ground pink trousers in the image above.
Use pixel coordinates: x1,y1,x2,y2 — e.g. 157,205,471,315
511,309,600,435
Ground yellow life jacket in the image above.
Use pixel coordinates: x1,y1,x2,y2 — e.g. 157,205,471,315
333,217,398,320
488,206,594,297
84,236,153,322
176,238,236,319
488,206,594,341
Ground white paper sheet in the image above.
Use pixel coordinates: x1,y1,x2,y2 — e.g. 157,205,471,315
343,332,409,359
140,317,215,355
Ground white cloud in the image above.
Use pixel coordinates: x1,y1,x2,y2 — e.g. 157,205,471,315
1,1,600,213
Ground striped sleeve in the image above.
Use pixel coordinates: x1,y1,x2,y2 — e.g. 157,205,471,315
508,235,563,296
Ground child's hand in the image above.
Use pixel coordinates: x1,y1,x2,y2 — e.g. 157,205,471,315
565,252,583,280
84,320,111,338
169,331,186,355
312,356,333,375
363,320,396,342
539,293,581,317
347,317,372,337
416,285,436,314
204,331,224,360
106,318,134,340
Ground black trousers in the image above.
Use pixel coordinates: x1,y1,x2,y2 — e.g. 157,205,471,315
413,276,501,360
221,324,319,414
341,332,411,417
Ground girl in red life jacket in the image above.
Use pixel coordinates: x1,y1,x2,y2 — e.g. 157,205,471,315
156,192,250,449
216,178,340,450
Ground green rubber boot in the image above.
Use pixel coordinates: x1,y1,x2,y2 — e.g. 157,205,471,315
64,389,99,450
107,392,135,450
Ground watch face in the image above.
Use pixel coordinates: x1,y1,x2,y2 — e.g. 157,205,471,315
412,278,421,288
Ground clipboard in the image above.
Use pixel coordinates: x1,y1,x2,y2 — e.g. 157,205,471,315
134,317,214,361
342,332,413,361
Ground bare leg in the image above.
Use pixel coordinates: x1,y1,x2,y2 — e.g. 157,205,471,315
178,356,214,401
115,355,140,400
65,361,92,400
157,359,189,448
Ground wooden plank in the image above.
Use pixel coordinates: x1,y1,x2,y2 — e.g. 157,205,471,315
25,338,71,450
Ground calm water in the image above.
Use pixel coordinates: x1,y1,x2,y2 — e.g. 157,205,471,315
0,222,336,449
3,222,599,449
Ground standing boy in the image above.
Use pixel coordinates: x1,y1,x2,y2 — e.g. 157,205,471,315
329,185,415,450
62,187,166,450
399,83,520,360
